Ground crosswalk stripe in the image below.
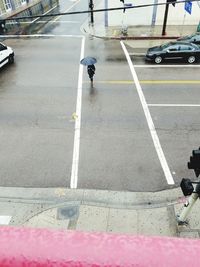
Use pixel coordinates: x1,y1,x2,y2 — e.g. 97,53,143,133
0,216,12,225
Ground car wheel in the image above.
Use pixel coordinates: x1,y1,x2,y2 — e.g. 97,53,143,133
154,56,162,64
187,56,195,64
9,55,14,64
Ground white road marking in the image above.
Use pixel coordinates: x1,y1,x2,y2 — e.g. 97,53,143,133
0,216,12,225
53,0,81,22
7,21,80,24
134,64,200,68
129,53,145,56
121,41,174,185
148,104,200,107
1,34,83,38
70,36,85,189
31,5,58,24
7,0,81,30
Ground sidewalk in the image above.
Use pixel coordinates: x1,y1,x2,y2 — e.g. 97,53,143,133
82,22,197,40
81,2,197,40
0,186,200,238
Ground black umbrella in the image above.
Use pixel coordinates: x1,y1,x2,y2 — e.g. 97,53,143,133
80,56,97,66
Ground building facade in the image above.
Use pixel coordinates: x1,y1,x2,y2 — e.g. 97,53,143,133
0,0,58,33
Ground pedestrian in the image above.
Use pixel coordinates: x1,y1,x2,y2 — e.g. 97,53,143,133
87,64,96,86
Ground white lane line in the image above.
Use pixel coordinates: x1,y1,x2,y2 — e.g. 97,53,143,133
7,21,80,24
134,64,200,68
129,53,145,56
70,36,85,189
148,104,200,107
0,216,12,225
31,5,58,23
53,0,81,22
121,41,174,185
0,34,83,38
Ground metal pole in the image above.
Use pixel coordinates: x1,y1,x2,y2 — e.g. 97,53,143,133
151,0,158,26
177,193,198,224
180,11,186,36
104,0,108,27
89,0,94,24
162,0,169,36
177,183,200,224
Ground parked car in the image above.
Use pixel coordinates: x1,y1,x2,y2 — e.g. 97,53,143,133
0,42,14,69
177,33,200,45
145,41,200,64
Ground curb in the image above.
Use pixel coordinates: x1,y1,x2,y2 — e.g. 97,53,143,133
82,26,179,40
92,34,179,41
0,187,184,209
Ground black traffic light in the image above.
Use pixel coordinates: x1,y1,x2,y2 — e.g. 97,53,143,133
188,148,200,177
120,0,126,12
180,178,194,196
0,20,6,34
168,0,176,7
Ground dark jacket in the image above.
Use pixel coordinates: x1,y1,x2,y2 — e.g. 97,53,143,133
87,65,95,78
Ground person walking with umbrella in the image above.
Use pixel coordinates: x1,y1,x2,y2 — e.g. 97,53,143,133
80,57,97,87
87,64,95,86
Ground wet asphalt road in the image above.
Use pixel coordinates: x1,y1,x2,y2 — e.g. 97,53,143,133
0,1,200,191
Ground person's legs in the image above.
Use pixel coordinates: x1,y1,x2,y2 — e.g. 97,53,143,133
90,76,93,87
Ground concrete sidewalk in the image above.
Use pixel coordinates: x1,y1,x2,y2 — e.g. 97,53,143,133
80,1,198,40
82,22,197,40
0,186,200,238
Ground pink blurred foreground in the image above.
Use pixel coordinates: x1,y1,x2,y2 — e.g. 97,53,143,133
0,226,200,266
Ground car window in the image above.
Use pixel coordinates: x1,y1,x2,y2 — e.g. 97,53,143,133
167,45,179,52
0,43,6,51
161,42,172,49
192,35,200,41
179,45,193,51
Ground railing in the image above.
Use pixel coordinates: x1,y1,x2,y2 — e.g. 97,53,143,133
0,226,200,266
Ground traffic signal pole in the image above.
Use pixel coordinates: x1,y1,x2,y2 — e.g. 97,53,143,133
177,148,200,224
177,191,199,225
89,0,94,24
162,0,169,36
162,0,176,36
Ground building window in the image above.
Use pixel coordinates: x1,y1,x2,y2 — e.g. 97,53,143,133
4,0,12,11
15,0,26,8
21,0,27,5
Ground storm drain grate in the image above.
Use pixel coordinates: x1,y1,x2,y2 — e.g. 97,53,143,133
57,206,79,220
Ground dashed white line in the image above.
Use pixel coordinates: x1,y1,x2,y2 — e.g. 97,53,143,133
70,36,85,189
121,41,174,185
